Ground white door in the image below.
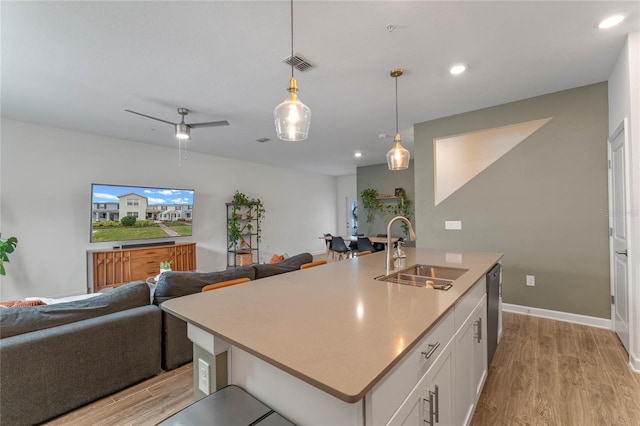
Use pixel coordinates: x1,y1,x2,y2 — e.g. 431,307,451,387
609,121,629,353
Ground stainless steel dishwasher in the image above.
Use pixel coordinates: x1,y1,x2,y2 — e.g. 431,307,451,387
486,263,501,366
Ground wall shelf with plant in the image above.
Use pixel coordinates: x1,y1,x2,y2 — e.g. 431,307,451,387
226,190,266,267
360,188,413,235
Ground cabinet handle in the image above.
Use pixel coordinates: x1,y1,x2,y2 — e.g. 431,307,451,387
432,385,439,423
421,342,440,359
474,318,482,343
422,392,435,425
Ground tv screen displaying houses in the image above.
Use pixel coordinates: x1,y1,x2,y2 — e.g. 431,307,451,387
91,184,194,243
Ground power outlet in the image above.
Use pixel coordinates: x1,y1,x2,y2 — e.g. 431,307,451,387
526,275,535,287
198,358,210,394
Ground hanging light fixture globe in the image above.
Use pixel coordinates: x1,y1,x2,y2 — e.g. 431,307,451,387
386,68,410,170
387,134,410,170
274,0,310,141
274,77,311,141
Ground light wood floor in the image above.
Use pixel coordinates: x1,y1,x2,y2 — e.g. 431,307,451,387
45,363,194,426
472,312,640,425
46,313,639,426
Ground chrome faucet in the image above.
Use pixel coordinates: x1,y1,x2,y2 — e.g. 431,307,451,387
386,216,417,275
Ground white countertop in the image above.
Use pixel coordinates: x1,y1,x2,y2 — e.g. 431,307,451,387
162,248,503,403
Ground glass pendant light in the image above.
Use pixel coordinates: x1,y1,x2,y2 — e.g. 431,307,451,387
386,68,410,170
274,0,311,141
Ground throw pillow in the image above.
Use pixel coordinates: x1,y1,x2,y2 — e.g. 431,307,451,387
269,254,285,264
0,300,46,308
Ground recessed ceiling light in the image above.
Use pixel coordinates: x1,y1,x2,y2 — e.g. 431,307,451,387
598,13,626,29
450,64,466,75
354,152,362,158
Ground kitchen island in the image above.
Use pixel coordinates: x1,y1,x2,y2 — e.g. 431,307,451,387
162,248,503,425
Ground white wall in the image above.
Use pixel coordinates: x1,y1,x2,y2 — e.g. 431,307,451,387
336,174,356,236
608,31,640,372
0,119,337,300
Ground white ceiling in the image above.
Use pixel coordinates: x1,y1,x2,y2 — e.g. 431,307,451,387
2,1,638,176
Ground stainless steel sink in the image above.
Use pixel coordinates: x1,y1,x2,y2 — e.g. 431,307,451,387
375,264,468,290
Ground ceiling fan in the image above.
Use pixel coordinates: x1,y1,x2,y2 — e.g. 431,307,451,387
125,107,229,140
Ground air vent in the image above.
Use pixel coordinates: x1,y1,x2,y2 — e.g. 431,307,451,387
256,137,270,143
282,54,314,72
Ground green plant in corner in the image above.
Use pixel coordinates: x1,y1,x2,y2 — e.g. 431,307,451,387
0,234,18,276
159,260,172,270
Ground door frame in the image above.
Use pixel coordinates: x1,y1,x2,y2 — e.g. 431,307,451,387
607,119,632,338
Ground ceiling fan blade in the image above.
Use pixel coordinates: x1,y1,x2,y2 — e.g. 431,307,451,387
188,120,230,128
125,109,176,126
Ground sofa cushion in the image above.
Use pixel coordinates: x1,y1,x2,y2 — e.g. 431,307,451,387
0,281,151,339
154,266,256,305
252,252,313,279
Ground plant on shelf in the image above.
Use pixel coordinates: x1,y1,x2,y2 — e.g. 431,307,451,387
0,234,18,276
228,190,266,251
360,188,414,235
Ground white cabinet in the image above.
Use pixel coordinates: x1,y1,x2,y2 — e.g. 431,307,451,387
387,338,454,426
370,310,454,425
371,275,491,426
454,293,488,426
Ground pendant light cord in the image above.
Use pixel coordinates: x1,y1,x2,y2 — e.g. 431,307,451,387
395,75,399,135
290,0,294,79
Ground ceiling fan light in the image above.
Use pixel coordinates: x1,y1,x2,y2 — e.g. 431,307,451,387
386,134,410,170
274,78,311,141
175,123,190,140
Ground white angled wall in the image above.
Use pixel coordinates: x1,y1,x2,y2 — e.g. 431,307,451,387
0,119,337,300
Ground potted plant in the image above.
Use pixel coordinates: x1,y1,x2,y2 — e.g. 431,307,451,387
228,190,266,250
360,188,384,224
0,234,18,276
159,260,172,273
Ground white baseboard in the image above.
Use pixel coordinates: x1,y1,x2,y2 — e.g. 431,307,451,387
502,303,612,330
630,350,640,373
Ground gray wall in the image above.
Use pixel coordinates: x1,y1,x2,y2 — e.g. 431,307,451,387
356,161,415,239
414,83,610,319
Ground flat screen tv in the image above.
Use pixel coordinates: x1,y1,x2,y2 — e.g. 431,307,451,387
90,184,194,243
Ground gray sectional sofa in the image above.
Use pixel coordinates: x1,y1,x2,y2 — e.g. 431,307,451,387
0,252,313,425
0,281,161,426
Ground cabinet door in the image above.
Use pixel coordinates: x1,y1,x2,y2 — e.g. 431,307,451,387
471,296,488,403
387,340,454,426
425,339,454,425
454,294,488,426
386,379,425,426
454,312,474,426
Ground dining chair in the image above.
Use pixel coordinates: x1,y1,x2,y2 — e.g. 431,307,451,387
357,237,376,253
324,233,333,259
374,234,387,252
330,236,351,260
301,260,328,269
202,277,251,292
